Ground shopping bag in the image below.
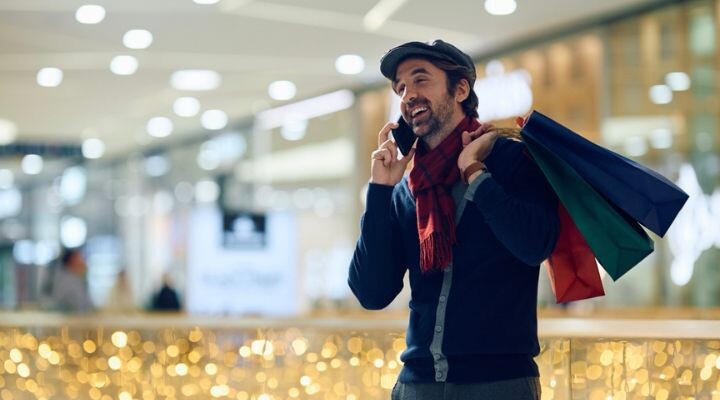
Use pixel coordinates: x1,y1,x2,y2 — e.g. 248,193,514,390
546,203,605,303
522,110,688,237
522,132,654,281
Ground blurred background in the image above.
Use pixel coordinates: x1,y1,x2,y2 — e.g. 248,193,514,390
0,0,719,398
0,0,717,314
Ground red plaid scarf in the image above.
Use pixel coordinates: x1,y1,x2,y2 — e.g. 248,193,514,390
408,116,480,273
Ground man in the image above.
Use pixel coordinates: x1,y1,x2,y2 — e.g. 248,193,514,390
348,40,560,399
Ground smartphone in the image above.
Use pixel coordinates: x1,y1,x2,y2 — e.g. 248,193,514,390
391,116,417,156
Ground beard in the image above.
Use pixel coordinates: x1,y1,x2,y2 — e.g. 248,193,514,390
409,92,456,143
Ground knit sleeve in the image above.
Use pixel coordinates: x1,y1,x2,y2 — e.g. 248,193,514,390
348,183,407,310
467,138,560,265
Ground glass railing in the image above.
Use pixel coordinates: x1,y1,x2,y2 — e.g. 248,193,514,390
0,312,719,399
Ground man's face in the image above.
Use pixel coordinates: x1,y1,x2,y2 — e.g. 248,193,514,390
393,58,459,139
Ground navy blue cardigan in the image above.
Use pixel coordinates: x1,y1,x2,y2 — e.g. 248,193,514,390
348,137,560,383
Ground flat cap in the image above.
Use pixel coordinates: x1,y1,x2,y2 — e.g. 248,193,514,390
380,39,476,81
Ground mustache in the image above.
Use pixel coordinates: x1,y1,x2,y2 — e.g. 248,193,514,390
406,97,430,108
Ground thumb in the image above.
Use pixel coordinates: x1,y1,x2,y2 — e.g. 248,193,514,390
402,148,416,165
461,131,471,146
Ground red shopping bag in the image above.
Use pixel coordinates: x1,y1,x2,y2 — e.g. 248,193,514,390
546,204,605,303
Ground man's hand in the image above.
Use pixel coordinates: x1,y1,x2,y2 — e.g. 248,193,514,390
457,123,497,172
370,121,415,186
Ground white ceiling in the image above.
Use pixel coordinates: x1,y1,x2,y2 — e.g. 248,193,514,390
0,0,665,158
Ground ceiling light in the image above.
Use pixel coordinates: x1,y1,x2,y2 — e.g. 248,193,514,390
21,154,43,175
60,167,87,206
335,55,365,75
0,118,17,145
0,189,22,220
145,155,170,177
146,117,173,138
197,148,220,171
201,109,228,130
12,240,33,265
123,29,153,49
665,72,691,91
208,133,247,161
193,0,220,4
170,70,221,91
0,169,14,190
195,180,220,203
649,84,673,104
110,55,139,75
60,216,87,248
256,90,355,131
173,97,201,117
36,68,63,87
281,114,308,141
268,80,297,101
484,0,517,16
363,0,408,31
82,138,105,159
75,4,106,24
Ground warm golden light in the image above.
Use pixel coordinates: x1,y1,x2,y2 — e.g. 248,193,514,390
111,331,128,348
0,324,716,399
9,349,22,363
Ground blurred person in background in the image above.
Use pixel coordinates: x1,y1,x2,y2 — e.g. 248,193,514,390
150,272,181,311
348,40,559,399
104,269,136,313
50,247,94,313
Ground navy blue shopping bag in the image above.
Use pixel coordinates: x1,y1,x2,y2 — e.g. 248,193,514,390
522,110,688,237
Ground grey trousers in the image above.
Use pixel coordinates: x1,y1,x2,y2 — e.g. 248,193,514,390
391,377,541,400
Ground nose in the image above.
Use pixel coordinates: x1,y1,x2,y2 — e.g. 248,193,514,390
401,87,416,105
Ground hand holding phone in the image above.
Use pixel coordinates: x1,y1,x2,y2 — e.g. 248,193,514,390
391,116,417,157
370,120,416,186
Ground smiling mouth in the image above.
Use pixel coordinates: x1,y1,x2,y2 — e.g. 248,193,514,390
409,106,429,124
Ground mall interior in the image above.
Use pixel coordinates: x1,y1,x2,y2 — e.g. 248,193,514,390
1,0,719,399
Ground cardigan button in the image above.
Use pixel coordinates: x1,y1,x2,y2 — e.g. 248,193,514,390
439,295,447,302
434,325,442,333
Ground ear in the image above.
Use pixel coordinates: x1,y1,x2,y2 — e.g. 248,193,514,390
454,79,470,103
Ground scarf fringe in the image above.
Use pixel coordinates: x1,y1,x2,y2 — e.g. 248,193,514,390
419,228,456,273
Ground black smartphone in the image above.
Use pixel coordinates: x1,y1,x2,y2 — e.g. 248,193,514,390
391,116,417,156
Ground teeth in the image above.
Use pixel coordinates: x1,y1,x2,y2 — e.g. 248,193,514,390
411,107,427,117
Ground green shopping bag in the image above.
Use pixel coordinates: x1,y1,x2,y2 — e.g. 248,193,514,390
522,133,654,281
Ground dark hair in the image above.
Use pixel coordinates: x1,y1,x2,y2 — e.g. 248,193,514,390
61,248,81,267
427,58,479,119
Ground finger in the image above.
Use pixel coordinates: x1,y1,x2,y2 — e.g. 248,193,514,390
467,123,493,141
485,129,500,142
469,130,484,141
384,148,395,167
378,121,398,147
380,139,399,159
461,131,471,146
371,149,385,161
401,147,416,165
371,148,392,167
479,123,495,133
